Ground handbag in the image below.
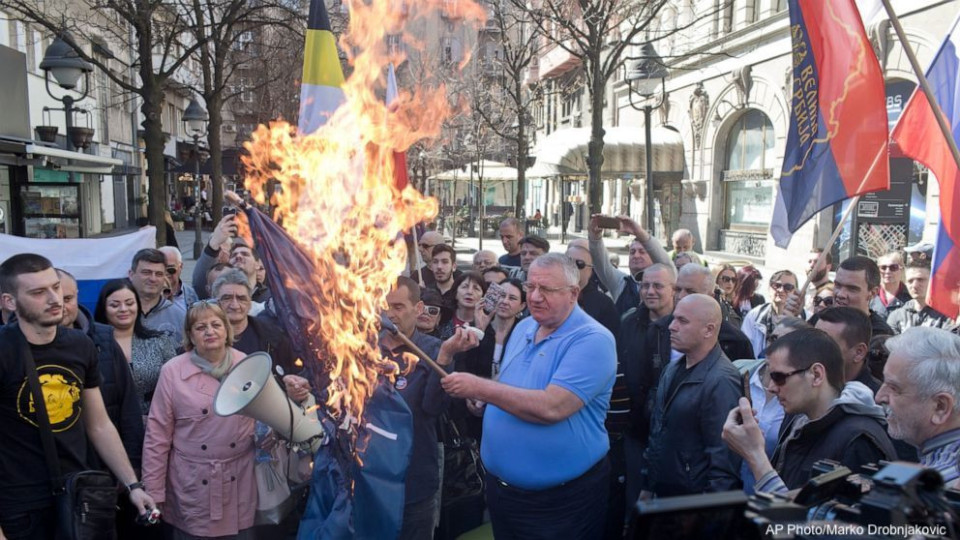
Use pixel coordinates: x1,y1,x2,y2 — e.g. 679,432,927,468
253,428,298,526
439,414,485,507
18,332,118,540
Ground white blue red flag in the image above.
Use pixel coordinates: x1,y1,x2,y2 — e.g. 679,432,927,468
891,14,960,318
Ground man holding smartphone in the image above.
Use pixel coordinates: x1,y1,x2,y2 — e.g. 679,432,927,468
587,215,670,316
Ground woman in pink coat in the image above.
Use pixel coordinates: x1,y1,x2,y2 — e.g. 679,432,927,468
143,302,257,539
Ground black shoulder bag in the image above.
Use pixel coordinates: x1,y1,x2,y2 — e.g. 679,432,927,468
18,332,119,540
439,414,485,507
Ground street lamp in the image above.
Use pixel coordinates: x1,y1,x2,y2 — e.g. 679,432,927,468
40,33,94,183
625,42,669,234
182,97,209,259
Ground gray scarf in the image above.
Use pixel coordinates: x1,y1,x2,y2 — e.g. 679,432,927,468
190,348,233,381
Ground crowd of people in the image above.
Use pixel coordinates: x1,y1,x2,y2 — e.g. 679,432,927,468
0,208,959,540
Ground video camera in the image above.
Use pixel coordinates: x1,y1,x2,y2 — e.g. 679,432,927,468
628,461,959,539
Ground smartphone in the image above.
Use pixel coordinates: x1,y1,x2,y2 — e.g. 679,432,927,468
596,215,620,229
223,206,238,216
482,282,506,315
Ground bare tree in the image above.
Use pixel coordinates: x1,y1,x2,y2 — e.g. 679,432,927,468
473,0,543,218
512,0,725,215
187,0,298,223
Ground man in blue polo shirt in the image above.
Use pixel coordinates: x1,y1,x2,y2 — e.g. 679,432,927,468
442,253,616,539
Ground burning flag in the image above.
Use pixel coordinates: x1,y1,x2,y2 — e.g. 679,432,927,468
239,0,487,536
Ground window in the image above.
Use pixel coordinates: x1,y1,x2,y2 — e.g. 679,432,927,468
723,109,776,229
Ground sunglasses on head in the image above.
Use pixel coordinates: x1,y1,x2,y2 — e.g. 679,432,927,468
770,282,796,292
767,365,810,386
574,259,593,270
813,296,835,307
424,306,441,316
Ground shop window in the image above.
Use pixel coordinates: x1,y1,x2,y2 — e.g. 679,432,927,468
723,109,776,230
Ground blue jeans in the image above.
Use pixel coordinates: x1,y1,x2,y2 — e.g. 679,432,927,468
486,458,610,540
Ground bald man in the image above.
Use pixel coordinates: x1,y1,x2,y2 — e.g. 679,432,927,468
473,250,498,273
415,231,445,287
641,294,743,497
674,265,755,360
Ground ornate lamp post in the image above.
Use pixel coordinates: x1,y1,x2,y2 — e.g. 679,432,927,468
183,97,209,259
39,34,94,182
625,42,669,234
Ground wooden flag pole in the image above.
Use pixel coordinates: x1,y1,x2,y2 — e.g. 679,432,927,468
881,0,960,173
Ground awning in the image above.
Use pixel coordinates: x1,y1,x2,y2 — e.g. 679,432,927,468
430,160,519,183
527,126,685,178
25,144,124,174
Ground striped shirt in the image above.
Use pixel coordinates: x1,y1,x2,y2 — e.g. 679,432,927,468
920,428,960,485
605,359,631,437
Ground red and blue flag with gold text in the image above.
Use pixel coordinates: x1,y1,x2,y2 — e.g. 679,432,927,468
891,14,960,318
772,0,888,247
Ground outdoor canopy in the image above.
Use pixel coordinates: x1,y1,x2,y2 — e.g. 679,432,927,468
526,126,685,178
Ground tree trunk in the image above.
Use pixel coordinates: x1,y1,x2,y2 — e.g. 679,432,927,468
514,79,527,218
207,94,224,223
142,93,167,247
587,90,605,216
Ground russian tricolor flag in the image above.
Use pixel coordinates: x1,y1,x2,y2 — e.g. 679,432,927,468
0,228,155,313
891,14,960,318
298,0,346,135
771,0,889,248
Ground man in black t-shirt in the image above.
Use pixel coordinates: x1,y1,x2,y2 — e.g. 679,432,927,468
0,254,155,539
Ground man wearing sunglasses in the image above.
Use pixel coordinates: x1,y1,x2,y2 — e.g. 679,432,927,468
870,251,911,319
722,328,896,494
159,246,199,311
802,256,894,338
566,245,619,337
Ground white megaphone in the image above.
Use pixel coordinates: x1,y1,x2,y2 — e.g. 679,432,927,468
214,352,326,453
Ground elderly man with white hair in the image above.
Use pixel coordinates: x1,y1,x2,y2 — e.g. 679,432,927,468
158,246,198,310
442,253,616,539
876,327,960,485
472,250,498,273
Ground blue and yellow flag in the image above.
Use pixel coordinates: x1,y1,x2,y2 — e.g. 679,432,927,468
298,0,346,134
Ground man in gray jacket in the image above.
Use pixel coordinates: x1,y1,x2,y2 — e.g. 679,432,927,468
587,215,670,315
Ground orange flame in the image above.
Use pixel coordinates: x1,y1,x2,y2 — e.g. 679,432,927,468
241,0,485,427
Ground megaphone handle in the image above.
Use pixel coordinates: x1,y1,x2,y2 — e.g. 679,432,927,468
390,331,448,378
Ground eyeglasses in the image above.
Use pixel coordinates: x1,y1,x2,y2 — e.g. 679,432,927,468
640,282,667,291
522,282,574,295
423,306,441,316
767,366,810,386
813,296,835,307
218,294,251,305
718,275,736,284
165,266,178,275
574,259,593,270
879,264,901,272
770,282,796,293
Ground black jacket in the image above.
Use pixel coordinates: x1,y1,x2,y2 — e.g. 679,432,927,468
578,281,620,338
642,345,743,496
618,305,669,444
718,320,756,360
772,384,896,489
73,307,144,471
239,315,299,375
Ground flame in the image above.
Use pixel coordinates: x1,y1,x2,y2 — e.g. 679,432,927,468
242,0,484,427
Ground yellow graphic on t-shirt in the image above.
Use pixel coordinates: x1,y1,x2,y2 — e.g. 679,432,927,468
29,374,81,424
17,364,84,432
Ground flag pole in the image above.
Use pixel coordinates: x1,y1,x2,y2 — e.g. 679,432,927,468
881,0,960,172
795,142,887,300
411,226,425,287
